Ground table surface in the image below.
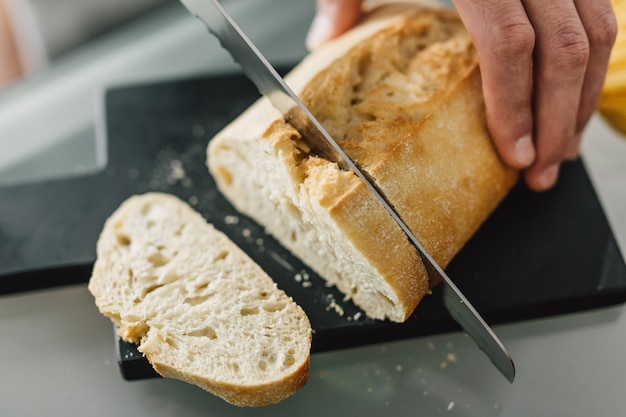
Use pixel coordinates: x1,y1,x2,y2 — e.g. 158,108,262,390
1,2,626,416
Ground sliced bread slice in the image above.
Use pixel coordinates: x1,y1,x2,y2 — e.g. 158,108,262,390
88,193,311,406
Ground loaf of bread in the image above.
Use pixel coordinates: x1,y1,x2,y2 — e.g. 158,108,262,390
88,193,311,406
207,2,519,322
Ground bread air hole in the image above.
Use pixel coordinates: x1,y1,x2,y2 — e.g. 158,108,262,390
229,362,240,373
184,294,214,306
283,355,296,368
116,232,131,246
186,327,218,340
240,306,260,316
213,250,229,262
165,337,179,349
216,166,233,186
262,301,286,313
142,283,164,298
147,252,169,267
258,349,277,371
376,290,396,308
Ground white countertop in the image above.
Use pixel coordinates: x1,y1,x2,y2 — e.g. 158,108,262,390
1,2,626,416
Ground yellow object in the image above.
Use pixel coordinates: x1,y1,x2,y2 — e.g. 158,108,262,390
599,0,626,135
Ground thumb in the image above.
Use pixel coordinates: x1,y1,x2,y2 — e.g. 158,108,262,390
306,0,363,50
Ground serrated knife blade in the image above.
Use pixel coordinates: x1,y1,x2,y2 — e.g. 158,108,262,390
179,0,515,383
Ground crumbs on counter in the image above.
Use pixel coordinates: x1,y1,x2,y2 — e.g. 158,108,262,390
294,270,313,288
324,293,345,317
149,144,203,190
224,214,240,225
167,160,187,185
255,237,265,253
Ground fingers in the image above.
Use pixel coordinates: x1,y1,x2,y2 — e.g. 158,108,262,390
452,0,536,172
308,0,616,193
455,0,616,191
568,0,618,159
306,0,364,50
521,0,591,190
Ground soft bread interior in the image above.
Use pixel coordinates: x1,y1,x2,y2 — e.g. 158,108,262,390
88,193,311,406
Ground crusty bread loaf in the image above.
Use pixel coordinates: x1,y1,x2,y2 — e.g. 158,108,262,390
207,2,519,322
88,193,311,407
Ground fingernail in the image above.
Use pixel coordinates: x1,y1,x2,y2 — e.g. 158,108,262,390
514,134,535,166
537,164,560,190
306,14,333,50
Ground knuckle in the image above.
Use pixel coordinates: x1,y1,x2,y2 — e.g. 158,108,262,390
488,20,535,62
587,9,618,49
548,24,590,69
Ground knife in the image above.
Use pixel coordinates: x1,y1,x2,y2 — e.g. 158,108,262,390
179,0,515,383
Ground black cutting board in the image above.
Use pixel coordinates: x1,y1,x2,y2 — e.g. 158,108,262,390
1,70,625,380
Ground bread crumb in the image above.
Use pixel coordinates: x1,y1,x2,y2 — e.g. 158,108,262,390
395,364,403,372
427,342,435,351
167,160,186,185
294,270,310,282
447,401,455,411
188,195,198,206
447,353,457,362
224,215,239,225
440,361,448,369
294,270,312,288
324,294,345,316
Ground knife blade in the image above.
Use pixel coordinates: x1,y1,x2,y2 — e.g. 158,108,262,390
179,0,515,383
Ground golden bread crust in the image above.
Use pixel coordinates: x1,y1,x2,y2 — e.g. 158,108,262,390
208,2,518,321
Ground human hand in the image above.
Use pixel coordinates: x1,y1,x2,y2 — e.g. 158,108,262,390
0,0,23,88
306,0,618,191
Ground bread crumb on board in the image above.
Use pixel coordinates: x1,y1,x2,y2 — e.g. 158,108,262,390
224,214,240,225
